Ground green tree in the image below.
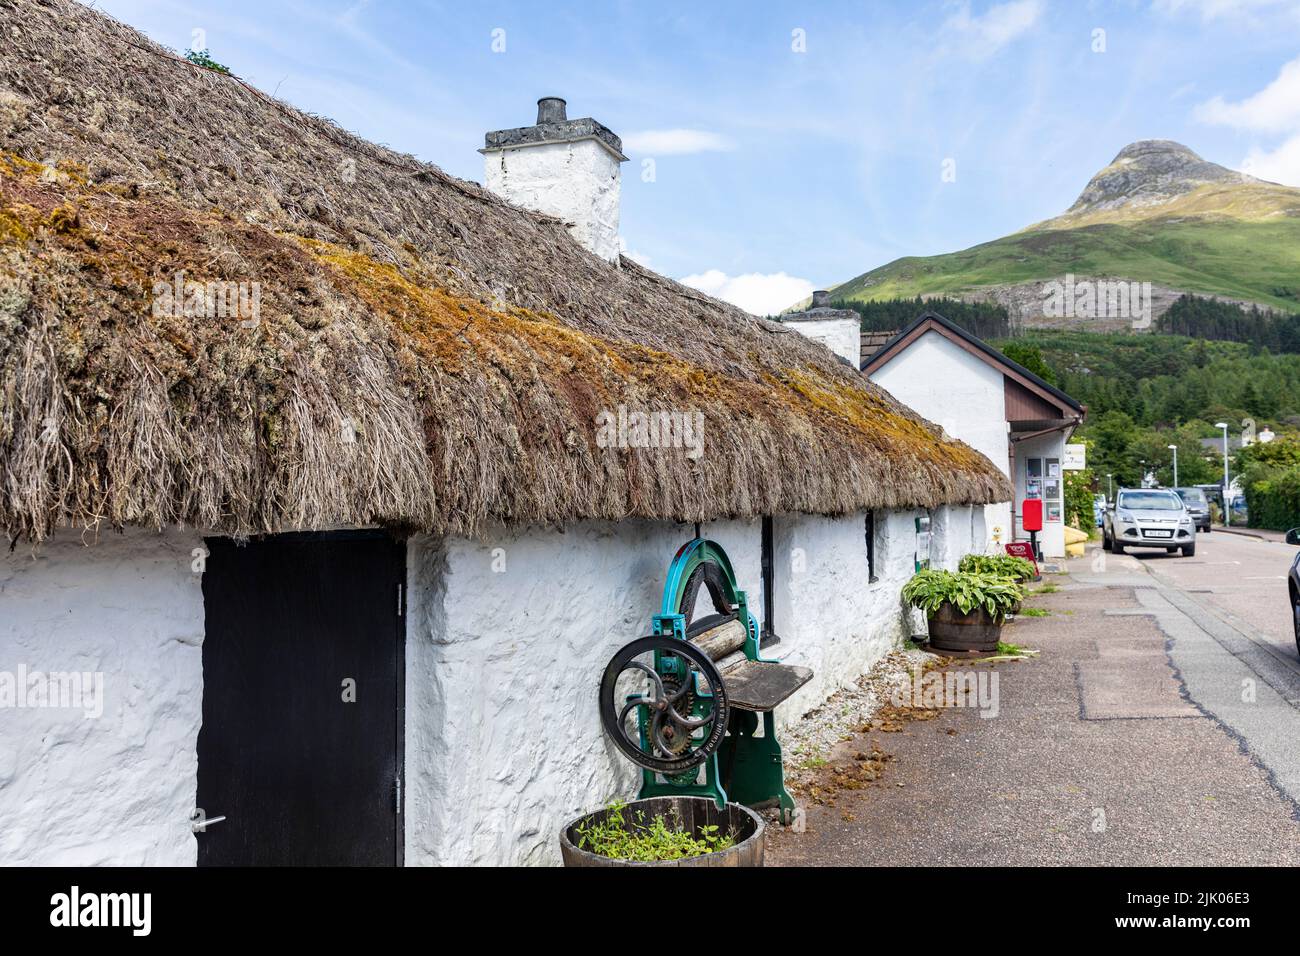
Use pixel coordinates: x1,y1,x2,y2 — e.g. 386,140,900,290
1238,440,1300,530
1063,454,1097,530
1089,410,1137,488
1000,342,1058,387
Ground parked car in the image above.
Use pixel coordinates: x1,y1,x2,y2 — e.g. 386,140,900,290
1092,494,1107,528
1288,528,1300,655
1173,486,1211,533
1102,488,1197,557
1196,483,1224,513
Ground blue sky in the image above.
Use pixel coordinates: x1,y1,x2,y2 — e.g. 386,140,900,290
98,0,1300,314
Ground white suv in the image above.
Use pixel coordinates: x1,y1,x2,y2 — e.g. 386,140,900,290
1103,488,1197,557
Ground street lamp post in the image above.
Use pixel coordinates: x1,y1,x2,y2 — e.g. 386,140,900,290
1215,422,1230,527
1139,460,1146,488
1107,473,1113,501
1168,444,1178,488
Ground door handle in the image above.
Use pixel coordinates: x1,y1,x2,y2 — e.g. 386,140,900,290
190,813,227,833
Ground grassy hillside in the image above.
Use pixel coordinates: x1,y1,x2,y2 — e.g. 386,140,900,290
834,216,1300,312
833,142,1300,316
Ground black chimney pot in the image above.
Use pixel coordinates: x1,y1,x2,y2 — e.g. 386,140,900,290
536,97,568,124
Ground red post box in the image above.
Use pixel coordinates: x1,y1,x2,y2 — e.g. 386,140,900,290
1022,498,1043,533
1020,498,1044,565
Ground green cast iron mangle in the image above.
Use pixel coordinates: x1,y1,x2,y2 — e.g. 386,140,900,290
598,537,812,824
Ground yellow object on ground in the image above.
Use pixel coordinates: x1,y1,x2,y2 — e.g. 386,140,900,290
1063,525,1088,558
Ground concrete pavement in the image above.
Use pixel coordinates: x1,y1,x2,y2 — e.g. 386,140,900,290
768,535,1300,866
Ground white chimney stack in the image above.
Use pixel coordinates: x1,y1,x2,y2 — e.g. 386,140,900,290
783,291,862,369
481,97,629,263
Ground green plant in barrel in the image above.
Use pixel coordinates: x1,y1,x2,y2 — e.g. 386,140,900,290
573,800,736,862
958,553,1037,582
902,569,1026,620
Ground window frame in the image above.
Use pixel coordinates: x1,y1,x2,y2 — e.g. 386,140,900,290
865,511,879,583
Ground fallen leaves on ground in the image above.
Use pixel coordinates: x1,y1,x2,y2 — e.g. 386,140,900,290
798,745,896,807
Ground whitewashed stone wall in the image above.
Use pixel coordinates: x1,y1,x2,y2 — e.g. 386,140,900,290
0,506,982,867
932,505,987,568
483,138,623,262
404,506,978,866
770,509,914,723
403,516,757,867
0,529,204,865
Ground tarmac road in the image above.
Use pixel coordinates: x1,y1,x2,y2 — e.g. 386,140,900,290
1123,527,1297,666
767,535,1300,866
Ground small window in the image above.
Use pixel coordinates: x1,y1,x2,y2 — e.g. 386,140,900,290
865,511,879,583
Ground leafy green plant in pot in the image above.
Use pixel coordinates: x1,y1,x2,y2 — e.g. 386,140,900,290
958,553,1036,583
559,797,765,867
902,569,1026,653
957,553,1036,614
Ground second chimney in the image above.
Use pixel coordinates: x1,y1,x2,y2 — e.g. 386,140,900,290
481,97,629,263
783,290,861,369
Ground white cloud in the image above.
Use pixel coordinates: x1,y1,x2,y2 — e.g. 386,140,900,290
1195,56,1300,132
621,129,734,155
943,0,1043,55
679,270,814,317
1195,55,1300,187
1241,133,1300,186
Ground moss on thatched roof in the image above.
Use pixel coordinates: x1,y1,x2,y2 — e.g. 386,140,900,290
0,0,1010,542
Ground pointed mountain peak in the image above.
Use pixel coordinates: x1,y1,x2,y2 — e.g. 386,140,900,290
1112,139,1203,164
1067,139,1256,215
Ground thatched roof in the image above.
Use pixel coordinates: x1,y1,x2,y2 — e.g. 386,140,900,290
0,0,1010,543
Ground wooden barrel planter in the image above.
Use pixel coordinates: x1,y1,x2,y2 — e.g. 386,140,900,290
926,601,1003,653
559,797,765,867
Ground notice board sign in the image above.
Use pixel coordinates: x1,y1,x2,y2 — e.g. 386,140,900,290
1063,443,1087,470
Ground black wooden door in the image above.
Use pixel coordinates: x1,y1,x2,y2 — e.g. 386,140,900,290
196,532,404,866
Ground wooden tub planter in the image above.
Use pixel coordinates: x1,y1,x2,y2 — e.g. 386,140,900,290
559,797,765,867
926,601,1005,653
902,569,1025,654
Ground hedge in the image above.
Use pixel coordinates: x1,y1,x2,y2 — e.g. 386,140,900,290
1243,465,1300,531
